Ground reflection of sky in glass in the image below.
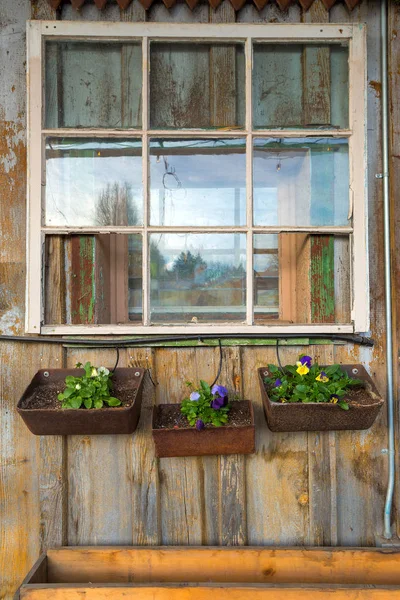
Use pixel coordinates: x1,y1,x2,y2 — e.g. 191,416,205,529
45,139,143,226
151,233,246,271
150,139,246,226
253,138,349,227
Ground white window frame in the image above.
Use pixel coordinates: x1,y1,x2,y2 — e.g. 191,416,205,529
26,20,368,336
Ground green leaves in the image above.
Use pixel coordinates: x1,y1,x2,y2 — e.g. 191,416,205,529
58,362,121,410
180,380,231,428
264,358,363,411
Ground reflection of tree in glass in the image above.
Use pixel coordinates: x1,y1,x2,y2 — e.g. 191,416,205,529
96,182,139,226
171,251,206,280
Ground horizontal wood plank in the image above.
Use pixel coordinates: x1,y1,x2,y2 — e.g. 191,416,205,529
20,583,400,600
46,547,400,585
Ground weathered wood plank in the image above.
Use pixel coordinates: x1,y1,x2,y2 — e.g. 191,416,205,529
155,348,204,545
128,348,161,545
66,348,134,545
243,346,310,545
19,584,400,600
388,0,400,540
332,1,388,546
45,546,400,584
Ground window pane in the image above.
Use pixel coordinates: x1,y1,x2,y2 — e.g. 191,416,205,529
150,43,245,129
44,234,142,325
253,43,348,129
45,138,143,227
150,139,246,226
254,234,351,324
150,233,246,323
45,41,142,128
253,138,349,227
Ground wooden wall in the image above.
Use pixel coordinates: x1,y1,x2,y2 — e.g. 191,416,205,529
0,0,398,598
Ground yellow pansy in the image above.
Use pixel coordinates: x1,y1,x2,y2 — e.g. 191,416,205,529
316,372,329,383
296,362,309,376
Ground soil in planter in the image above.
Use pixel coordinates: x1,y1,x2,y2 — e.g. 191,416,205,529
154,401,252,430
20,381,137,410
265,382,376,407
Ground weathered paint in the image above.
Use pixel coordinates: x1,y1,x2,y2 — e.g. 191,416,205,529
0,1,398,599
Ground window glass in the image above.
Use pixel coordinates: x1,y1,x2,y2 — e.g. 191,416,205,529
45,138,143,227
150,139,246,226
45,41,142,128
149,233,246,323
253,138,349,227
254,234,351,324
253,43,349,129
44,234,142,325
150,42,245,129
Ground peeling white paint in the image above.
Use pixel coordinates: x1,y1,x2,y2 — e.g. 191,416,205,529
0,306,22,334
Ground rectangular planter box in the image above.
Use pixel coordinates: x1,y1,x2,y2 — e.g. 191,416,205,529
15,546,400,599
152,400,255,457
258,364,384,432
17,367,145,435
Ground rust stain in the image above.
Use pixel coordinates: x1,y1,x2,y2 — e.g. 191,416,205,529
369,80,382,98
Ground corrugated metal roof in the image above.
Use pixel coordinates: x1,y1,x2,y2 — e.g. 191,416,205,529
45,0,363,12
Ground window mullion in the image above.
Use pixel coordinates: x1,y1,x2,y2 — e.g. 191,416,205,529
142,37,150,327
245,37,253,326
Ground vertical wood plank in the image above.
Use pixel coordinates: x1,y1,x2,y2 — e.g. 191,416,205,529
155,348,204,545
388,0,400,540
331,1,389,546
218,346,247,546
67,348,134,545
128,347,161,545
243,346,310,545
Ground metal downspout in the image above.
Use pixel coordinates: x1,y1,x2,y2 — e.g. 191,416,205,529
382,0,396,540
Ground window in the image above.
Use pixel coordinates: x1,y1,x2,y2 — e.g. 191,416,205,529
26,22,367,335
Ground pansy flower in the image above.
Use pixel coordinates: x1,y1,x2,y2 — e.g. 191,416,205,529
190,391,200,401
316,371,329,383
274,378,282,387
211,384,228,399
330,394,339,404
195,419,205,431
296,363,309,376
299,355,312,368
211,396,227,410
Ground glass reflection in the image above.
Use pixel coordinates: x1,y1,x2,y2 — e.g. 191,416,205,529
253,43,349,129
253,138,349,227
150,233,246,323
150,42,245,129
44,234,142,325
45,41,142,129
253,234,351,324
150,139,246,227
45,138,143,227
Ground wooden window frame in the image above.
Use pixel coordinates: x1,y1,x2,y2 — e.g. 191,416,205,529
26,20,368,336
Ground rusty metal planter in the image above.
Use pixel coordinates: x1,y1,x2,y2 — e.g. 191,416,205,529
258,365,384,433
152,400,255,457
17,368,145,436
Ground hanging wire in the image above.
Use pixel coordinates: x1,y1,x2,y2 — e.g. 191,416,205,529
147,368,157,388
211,339,223,388
112,347,120,373
276,339,285,374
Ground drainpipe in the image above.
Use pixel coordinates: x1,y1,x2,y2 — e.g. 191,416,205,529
381,0,396,540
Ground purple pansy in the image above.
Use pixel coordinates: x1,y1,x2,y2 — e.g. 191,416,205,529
211,396,227,410
195,419,205,431
299,355,312,368
274,378,282,387
211,384,228,398
320,371,327,378
190,391,200,401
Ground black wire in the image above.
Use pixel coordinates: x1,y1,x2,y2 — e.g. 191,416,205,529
112,347,120,373
0,333,375,347
210,339,223,388
276,339,285,374
147,369,157,388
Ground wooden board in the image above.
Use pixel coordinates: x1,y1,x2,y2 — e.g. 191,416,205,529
19,583,400,600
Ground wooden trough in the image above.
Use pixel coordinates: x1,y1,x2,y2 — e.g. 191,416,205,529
15,546,400,599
